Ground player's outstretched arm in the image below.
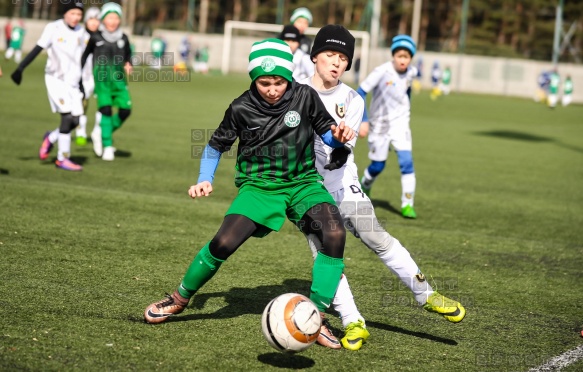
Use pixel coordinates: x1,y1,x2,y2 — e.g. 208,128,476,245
330,121,355,143
11,45,43,85
188,181,213,198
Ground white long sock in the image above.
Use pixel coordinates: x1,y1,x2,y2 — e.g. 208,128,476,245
48,129,60,143
15,50,22,63
401,173,416,207
362,168,376,187
57,133,71,161
332,274,364,328
76,115,87,137
378,238,433,305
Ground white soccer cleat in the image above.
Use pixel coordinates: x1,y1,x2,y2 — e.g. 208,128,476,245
102,146,115,161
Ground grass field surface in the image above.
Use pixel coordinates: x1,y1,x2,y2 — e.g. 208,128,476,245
1,57,582,371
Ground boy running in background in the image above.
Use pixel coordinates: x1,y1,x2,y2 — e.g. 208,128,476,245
440,65,452,95
5,19,24,63
75,6,101,146
278,25,313,81
144,39,355,345
358,35,419,219
81,2,133,161
547,69,560,108
301,25,465,351
562,74,573,107
11,3,85,171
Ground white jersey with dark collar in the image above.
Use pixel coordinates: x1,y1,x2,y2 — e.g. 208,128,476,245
37,19,85,87
360,61,417,134
299,77,364,193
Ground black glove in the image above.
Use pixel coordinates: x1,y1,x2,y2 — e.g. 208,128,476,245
79,79,85,99
11,68,23,85
324,146,351,171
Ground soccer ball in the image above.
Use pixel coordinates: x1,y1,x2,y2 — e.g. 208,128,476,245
261,293,321,353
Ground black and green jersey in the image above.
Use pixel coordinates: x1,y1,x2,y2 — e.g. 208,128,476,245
82,32,131,86
208,82,335,190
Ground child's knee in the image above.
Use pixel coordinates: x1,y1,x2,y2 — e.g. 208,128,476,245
368,160,386,177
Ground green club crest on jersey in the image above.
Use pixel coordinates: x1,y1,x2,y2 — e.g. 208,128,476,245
284,111,301,127
261,57,276,72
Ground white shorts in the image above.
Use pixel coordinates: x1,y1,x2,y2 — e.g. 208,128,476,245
368,119,412,161
45,75,84,116
306,180,393,257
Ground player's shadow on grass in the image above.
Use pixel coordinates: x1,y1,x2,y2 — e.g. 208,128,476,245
475,130,583,154
369,199,402,217
365,320,458,346
114,150,132,158
257,352,315,369
0,169,8,175
170,279,315,322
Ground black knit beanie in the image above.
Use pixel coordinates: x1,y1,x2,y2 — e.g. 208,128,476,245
279,25,302,43
310,25,355,71
62,1,84,16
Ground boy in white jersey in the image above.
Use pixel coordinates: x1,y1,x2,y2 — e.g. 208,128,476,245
301,26,466,351
11,2,86,171
75,6,101,146
358,35,419,218
278,25,314,81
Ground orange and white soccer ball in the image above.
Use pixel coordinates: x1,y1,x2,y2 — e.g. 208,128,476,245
261,293,321,353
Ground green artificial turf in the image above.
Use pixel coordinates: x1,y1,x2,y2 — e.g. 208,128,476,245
1,57,582,371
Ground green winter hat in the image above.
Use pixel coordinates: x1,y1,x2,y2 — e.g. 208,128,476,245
100,2,123,20
248,38,294,82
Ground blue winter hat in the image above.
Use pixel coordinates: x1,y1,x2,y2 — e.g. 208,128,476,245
391,35,416,57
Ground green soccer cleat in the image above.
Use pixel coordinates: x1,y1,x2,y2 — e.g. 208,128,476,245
360,176,372,197
341,319,370,351
423,291,465,323
401,204,417,219
76,136,87,146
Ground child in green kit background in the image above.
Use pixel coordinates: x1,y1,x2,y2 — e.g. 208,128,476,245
5,19,25,63
81,2,133,161
562,75,573,107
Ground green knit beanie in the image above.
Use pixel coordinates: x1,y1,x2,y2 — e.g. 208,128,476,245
248,38,294,82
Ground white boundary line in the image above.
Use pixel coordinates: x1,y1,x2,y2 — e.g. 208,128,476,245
528,344,583,371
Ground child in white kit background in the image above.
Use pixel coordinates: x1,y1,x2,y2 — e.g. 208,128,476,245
11,2,86,171
357,35,419,219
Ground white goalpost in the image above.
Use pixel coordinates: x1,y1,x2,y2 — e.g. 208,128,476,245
221,20,370,80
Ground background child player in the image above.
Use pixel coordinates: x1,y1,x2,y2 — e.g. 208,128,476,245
75,6,101,146
10,3,85,171
144,39,355,347
5,19,24,63
562,74,573,107
300,25,465,351
81,2,133,162
278,25,313,81
358,35,419,219
289,7,313,54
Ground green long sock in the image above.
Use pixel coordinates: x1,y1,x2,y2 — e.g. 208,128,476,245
112,114,123,132
310,252,345,312
177,242,225,299
100,114,114,147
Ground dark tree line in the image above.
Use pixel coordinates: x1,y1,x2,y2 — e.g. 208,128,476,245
2,0,581,62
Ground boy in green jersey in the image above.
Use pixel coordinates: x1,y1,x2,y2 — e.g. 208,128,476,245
144,39,355,349
81,2,133,161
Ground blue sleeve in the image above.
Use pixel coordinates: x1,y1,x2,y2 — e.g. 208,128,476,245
197,144,222,184
320,130,344,148
357,87,369,122
407,87,411,100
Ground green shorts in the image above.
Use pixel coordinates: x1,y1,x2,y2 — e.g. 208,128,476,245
95,81,132,110
226,181,336,238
